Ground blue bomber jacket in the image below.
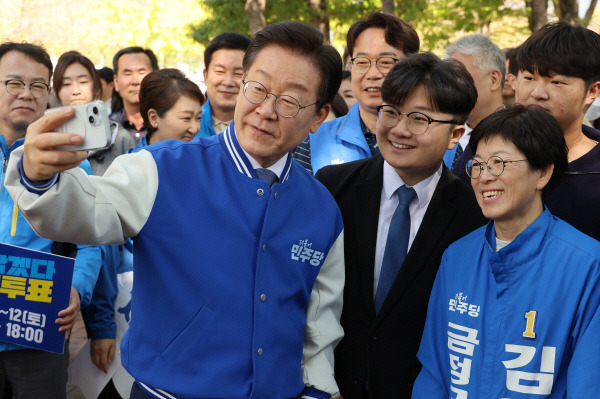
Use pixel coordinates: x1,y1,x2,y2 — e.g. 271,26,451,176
6,123,345,399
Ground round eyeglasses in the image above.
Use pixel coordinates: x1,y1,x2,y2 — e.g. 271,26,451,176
350,57,399,74
466,156,528,179
376,105,461,135
0,80,50,98
242,79,317,118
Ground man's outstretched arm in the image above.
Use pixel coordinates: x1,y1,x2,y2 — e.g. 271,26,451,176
5,107,158,245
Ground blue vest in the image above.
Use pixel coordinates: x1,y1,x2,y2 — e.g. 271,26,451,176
309,103,371,173
195,100,217,138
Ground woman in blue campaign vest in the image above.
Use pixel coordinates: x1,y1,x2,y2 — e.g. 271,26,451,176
413,105,600,399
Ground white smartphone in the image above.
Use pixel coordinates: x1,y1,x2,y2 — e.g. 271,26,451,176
48,100,112,151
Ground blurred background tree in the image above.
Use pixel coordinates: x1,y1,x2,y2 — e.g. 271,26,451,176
0,0,597,76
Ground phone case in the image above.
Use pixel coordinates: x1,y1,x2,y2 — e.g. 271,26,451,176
49,100,112,151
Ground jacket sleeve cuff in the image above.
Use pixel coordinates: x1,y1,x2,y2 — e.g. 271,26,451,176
19,155,59,194
88,325,117,340
300,386,332,399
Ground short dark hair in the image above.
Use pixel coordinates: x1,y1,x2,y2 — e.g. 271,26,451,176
204,32,250,70
517,21,600,87
111,47,159,113
330,92,349,118
139,68,205,140
53,51,102,102
504,47,518,76
242,21,342,111
0,42,53,80
469,104,568,200
112,47,159,74
341,70,351,81
97,67,114,84
381,52,478,125
346,12,419,58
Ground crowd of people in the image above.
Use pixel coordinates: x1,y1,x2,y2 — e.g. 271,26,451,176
0,10,599,399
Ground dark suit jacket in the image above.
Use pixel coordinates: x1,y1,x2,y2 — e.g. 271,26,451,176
451,144,473,186
316,155,486,399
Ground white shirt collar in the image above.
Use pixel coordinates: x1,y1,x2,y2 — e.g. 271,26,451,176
458,123,473,151
241,146,288,179
382,161,442,208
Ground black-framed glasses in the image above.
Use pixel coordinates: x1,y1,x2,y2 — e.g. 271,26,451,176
376,104,461,135
350,57,399,74
466,156,528,179
0,80,50,98
242,79,317,118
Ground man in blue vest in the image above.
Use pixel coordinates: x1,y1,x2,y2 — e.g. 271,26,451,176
0,41,101,399
294,12,419,174
196,32,250,138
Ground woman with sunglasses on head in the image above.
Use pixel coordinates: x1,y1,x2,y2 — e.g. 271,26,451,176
53,51,135,176
412,104,600,398
129,68,204,153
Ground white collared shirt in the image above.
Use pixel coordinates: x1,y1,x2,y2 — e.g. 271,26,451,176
241,146,288,179
373,162,442,295
457,124,473,153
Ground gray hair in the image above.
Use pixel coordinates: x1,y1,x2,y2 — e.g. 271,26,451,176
446,34,506,86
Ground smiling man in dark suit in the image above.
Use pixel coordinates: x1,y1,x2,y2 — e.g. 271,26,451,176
316,52,487,399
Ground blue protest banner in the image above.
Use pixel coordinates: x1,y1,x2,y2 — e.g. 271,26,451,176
0,242,74,353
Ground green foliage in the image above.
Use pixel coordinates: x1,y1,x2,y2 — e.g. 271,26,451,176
0,0,206,71
193,0,531,56
193,0,250,44
412,0,526,52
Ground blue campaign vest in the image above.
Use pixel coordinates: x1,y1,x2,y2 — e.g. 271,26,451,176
195,99,217,139
309,103,371,173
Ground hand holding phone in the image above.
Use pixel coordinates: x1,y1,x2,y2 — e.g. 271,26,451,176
47,100,112,151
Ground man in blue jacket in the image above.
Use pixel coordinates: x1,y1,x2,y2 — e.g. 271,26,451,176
196,32,250,139
0,42,101,399
7,22,345,399
294,12,419,174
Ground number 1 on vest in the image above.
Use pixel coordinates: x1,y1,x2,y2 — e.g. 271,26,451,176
523,310,537,339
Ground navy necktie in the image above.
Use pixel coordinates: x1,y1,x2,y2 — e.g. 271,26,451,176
452,144,464,167
364,132,380,156
255,168,278,189
375,185,416,313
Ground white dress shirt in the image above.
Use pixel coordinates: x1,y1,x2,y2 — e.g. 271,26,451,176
457,124,472,153
241,146,288,179
373,161,442,296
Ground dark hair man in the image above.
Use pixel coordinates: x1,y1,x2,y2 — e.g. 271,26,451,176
97,66,115,113
8,21,344,399
196,32,250,138
443,34,505,172
316,52,486,399
295,12,419,174
110,47,159,143
515,21,600,242
0,42,101,399
502,47,518,105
